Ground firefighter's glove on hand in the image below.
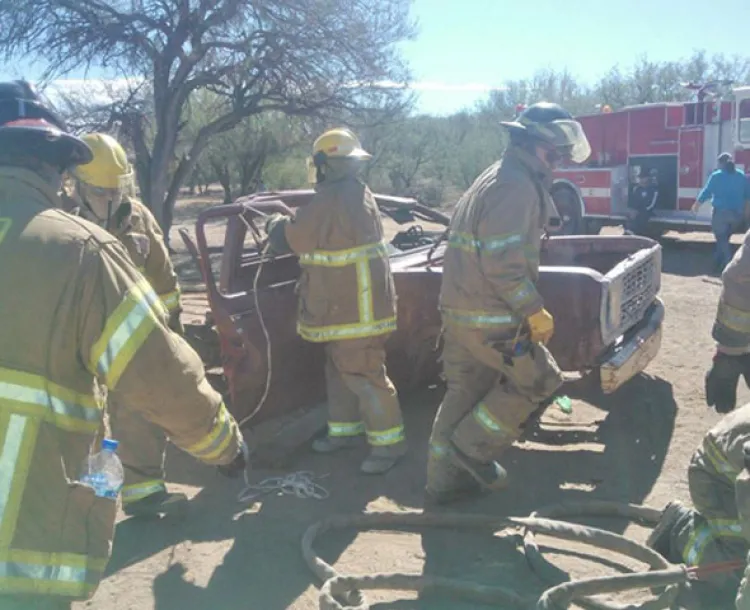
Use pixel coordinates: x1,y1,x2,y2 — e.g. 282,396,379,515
527,308,555,344
705,352,742,414
217,440,249,479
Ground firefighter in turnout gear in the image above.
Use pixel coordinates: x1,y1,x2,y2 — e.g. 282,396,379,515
63,132,189,518
647,406,750,603
67,133,184,333
0,80,247,609
706,228,750,414
425,102,592,504
735,449,750,609
265,128,405,475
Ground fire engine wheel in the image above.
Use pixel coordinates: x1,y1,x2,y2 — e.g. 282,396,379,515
552,188,582,235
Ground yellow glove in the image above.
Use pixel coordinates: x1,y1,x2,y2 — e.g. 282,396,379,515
527,308,554,344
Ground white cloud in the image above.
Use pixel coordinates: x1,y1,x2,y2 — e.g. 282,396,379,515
368,80,508,93
43,77,144,106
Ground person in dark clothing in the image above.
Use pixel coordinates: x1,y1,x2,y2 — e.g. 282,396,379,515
625,170,658,235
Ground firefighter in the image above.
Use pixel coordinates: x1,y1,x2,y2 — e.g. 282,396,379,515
647,406,750,601
692,152,750,272
706,227,750,414
625,168,659,235
425,102,592,504
0,80,247,609
735,456,750,609
264,128,405,475
63,132,188,517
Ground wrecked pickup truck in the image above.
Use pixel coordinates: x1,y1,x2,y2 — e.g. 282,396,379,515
183,190,664,425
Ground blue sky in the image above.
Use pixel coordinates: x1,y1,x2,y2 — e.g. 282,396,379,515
2,0,749,115
402,0,750,114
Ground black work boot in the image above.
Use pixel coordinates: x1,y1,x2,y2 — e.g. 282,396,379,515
448,442,509,492
706,353,743,413
646,500,689,563
123,490,189,518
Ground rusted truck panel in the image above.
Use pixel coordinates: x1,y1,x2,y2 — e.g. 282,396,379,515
191,191,663,425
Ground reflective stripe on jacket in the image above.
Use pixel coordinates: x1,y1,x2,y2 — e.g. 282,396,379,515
66,196,183,333
696,404,750,482
283,175,397,343
714,229,750,349
0,167,242,600
439,146,554,332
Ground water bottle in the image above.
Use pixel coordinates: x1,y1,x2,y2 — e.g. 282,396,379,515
80,438,124,499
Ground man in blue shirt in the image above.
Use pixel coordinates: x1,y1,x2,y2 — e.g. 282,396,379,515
693,153,750,271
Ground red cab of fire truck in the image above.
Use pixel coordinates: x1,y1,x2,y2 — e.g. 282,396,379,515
550,83,750,237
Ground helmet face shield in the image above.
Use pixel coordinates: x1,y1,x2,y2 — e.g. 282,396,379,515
539,119,592,164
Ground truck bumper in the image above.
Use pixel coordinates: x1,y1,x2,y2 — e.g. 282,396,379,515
600,297,665,394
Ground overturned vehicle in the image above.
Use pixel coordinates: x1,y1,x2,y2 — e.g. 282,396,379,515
182,190,664,425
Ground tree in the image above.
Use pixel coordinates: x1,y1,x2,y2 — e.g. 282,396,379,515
0,0,416,233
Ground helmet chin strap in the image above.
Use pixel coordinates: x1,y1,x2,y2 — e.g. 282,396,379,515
81,196,113,230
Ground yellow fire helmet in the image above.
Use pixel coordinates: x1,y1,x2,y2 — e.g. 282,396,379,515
312,128,372,160
71,133,135,225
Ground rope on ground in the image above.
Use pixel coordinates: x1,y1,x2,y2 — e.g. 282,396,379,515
238,469,330,504
301,502,692,610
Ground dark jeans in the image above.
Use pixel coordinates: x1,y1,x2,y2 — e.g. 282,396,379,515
625,209,652,235
712,208,743,271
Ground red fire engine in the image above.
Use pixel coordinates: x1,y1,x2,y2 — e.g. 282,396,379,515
550,82,750,237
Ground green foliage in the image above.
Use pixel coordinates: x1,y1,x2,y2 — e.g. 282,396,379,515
185,49,750,210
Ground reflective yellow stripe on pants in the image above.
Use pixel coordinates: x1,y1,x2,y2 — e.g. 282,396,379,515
472,402,515,438
89,278,166,389
328,421,365,437
297,241,396,342
683,518,746,565
0,549,107,597
367,425,405,447
121,479,166,504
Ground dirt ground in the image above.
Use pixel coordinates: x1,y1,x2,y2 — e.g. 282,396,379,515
74,194,750,610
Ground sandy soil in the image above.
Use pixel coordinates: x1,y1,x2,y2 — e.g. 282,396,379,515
73,193,749,610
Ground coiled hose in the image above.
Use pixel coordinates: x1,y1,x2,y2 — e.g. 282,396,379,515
301,501,692,610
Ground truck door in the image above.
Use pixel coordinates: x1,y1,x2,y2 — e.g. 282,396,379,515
678,129,711,220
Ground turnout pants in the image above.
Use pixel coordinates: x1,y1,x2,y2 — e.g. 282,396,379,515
666,450,747,590
426,325,563,494
323,335,405,448
108,392,168,506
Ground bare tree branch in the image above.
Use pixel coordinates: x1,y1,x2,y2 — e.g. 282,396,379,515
0,0,416,235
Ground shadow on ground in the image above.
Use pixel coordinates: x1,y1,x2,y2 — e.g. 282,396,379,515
98,372,678,610
658,235,739,278
414,372,678,609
